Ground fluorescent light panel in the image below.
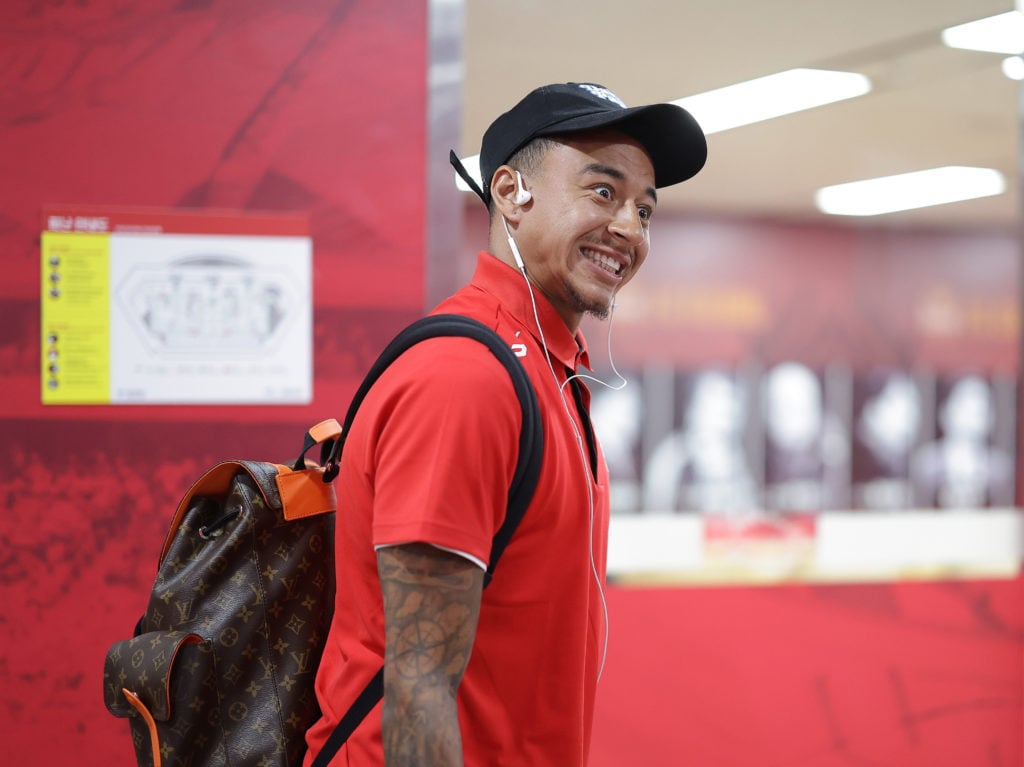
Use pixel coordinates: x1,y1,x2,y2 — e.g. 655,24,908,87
815,166,1006,217
672,68,871,135
941,11,1024,54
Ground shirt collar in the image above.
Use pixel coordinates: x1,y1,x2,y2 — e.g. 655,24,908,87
470,252,592,372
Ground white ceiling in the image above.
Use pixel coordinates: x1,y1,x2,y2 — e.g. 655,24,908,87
460,0,1020,231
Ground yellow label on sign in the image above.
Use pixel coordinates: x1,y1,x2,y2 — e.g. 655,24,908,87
41,232,111,404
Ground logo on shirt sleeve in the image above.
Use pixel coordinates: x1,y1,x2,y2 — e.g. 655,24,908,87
510,330,527,358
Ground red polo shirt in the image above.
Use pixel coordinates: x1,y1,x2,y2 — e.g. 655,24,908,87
305,252,610,766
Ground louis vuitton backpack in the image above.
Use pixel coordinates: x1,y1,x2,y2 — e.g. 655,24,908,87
103,314,543,767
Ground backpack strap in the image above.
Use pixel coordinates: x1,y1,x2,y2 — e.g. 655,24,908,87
311,314,543,767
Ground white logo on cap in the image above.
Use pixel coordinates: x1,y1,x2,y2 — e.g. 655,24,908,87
578,83,626,108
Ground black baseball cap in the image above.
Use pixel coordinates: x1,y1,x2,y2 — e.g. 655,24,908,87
450,82,707,206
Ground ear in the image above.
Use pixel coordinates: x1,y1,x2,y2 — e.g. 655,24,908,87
490,165,528,221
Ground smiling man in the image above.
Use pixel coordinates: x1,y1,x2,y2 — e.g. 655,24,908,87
493,131,656,326
305,82,706,767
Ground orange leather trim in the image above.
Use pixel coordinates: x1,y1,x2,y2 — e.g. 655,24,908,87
159,462,247,564
160,634,205,717
157,421,341,562
307,418,342,444
277,467,338,521
122,688,162,767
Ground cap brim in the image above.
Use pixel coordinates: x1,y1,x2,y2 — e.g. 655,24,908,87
535,103,707,188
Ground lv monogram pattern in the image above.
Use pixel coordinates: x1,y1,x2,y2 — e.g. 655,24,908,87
104,463,335,767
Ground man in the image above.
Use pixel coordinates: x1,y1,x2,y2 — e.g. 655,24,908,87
305,82,706,766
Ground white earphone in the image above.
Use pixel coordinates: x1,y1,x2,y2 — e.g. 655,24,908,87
503,171,531,270
512,170,532,205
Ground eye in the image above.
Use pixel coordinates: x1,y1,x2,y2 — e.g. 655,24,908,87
638,205,653,222
593,185,613,200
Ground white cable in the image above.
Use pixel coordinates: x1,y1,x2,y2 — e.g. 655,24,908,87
503,218,612,681
560,301,627,394
563,236,649,394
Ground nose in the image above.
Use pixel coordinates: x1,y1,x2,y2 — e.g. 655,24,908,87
608,202,647,247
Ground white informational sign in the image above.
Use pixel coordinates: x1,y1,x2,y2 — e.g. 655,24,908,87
41,208,313,405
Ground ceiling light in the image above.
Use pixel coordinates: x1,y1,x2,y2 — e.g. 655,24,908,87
1002,55,1024,80
941,11,1024,54
815,166,1006,217
672,68,871,135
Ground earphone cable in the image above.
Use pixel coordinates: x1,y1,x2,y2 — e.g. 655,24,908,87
506,222,611,681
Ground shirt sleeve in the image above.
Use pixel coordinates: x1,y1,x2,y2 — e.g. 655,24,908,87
366,336,523,566
374,542,488,571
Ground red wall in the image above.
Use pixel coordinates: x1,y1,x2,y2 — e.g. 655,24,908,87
605,216,1020,373
0,2,426,765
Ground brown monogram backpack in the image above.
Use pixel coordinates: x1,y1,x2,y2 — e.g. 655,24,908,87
103,315,543,767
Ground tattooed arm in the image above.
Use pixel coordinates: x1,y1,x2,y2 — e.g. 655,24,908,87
377,542,484,767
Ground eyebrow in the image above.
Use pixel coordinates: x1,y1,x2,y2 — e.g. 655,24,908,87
582,163,658,204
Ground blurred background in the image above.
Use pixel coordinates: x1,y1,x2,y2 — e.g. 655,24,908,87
453,0,1024,574
2,1,1022,764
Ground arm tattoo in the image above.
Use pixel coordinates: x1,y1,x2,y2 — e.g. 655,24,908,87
378,543,484,766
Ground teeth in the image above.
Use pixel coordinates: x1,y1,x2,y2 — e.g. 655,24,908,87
582,248,622,275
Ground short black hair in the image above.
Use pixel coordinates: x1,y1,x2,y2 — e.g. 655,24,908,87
487,137,560,214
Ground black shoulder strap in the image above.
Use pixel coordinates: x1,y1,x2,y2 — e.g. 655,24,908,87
311,314,543,767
